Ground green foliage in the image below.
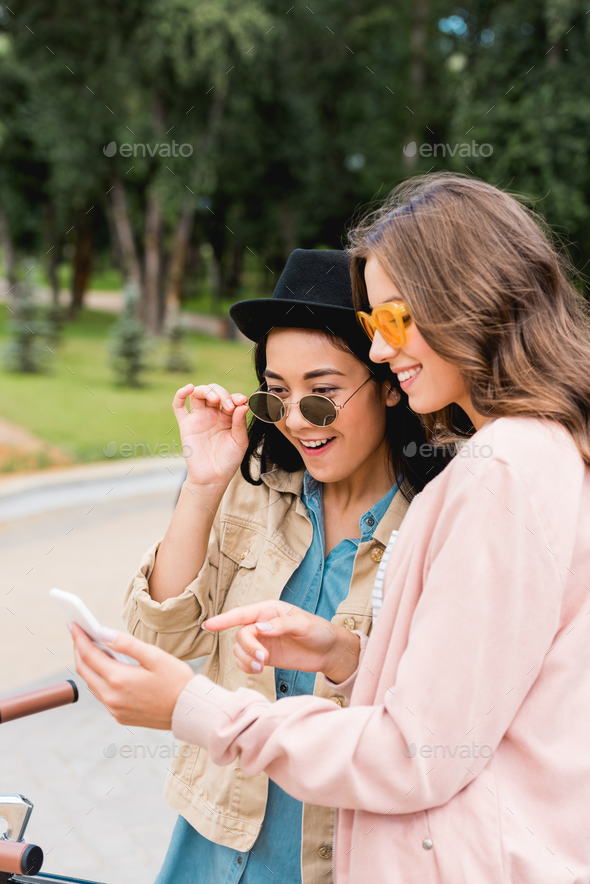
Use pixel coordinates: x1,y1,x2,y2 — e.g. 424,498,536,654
0,308,254,463
110,284,150,387
41,302,67,348
438,0,590,261
164,320,192,373
3,281,48,373
0,0,589,312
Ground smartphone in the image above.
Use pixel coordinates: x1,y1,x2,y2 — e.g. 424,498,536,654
50,588,132,664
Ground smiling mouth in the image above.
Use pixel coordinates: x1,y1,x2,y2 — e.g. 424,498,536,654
299,437,335,450
397,365,422,382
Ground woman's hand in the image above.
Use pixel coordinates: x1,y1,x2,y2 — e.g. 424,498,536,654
204,602,361,684
71,624,194,729
173,383,250,489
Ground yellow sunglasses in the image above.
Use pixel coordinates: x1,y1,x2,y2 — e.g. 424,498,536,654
356,301,412,347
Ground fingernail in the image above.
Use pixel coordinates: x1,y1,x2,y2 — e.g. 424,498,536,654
98,627,117,642
225,398,234,408
255,650,265,662
66,621,73,633
255,622,273,633
251,661,262,673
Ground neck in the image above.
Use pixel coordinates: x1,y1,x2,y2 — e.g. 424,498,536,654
456,393,490,432
321,439,394,512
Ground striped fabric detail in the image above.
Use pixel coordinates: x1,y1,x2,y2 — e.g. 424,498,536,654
371,529,399,621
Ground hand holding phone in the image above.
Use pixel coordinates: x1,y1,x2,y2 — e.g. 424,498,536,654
50,588,132,664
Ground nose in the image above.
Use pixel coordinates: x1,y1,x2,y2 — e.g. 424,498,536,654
369,329,400,364
284,402,315,433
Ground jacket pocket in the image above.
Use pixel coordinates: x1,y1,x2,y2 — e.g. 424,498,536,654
220,521,267,569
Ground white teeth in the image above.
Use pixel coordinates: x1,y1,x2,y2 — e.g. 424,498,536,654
301,439,331,448
397,366,422,382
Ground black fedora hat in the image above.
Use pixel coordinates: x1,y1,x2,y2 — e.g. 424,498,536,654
230,249,367,348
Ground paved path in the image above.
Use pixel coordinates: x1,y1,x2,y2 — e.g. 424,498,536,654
0,463,203,883
0,667,180,884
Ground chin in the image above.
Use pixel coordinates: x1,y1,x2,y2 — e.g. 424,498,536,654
406,393,440,415
304,463,349,484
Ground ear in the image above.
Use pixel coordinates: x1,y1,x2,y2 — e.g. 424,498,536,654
383,381,401,408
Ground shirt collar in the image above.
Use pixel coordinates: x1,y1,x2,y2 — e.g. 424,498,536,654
259,467,410,539
302,470,321,500
260,466,305,496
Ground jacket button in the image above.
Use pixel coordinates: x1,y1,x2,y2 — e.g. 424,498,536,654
422,838,433,850
318,846,332,859
329,696,343,706
371,547,384,563
240,550,248,560
343,617,355,630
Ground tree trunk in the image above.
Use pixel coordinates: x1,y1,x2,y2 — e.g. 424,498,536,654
48,250,61,306
143,189,163,333
166,202,194,322
0,205,17,305
164,90,226,319
69,215,93,317
277,201,296,262
109,176,142,287
404,0,427,172
46,211,62,307
227,244,244,298
210,250,223,311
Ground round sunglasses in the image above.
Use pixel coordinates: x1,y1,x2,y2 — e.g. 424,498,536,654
248,375,373,428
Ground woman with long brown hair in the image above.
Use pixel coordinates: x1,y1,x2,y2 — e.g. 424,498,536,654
73,174,590,884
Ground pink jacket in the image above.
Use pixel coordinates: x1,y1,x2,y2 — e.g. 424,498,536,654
172,417,590,883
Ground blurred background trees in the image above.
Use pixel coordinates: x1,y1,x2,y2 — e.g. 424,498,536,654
1,0,589,337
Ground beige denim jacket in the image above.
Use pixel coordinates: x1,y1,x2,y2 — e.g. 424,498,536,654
123,466,408,884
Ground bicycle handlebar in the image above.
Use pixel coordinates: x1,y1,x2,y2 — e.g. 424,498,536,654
0,839,43,875
0,680,78,724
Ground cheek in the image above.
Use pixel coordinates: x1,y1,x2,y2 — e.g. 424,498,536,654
430,359,463,394
340,397,386,443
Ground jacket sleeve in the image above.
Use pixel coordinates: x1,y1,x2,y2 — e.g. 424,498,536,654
172,457,564,813
122,502,223,661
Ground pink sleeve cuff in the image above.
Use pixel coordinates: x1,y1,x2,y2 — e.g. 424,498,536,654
172,674,232,746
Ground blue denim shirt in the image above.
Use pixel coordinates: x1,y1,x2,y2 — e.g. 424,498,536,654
156,472,398,884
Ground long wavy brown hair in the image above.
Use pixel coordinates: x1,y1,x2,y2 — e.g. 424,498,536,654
348,173,590,466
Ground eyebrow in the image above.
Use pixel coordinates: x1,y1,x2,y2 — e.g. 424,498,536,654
263,368,346,381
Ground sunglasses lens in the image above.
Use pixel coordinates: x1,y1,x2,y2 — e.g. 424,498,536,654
377,310,404,346
249,392,285,423
299,396,338,427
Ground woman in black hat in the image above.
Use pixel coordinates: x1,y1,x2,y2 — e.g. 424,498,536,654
118,249,450,884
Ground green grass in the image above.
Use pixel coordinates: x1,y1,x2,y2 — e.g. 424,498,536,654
0,308,255,465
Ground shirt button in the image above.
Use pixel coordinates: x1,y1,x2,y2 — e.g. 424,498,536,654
343,617,355,630
237,856,243,865
366,517,375,527
422,838,433,850
318,846,332,859
329,696,343,706
279,683,289,693
371,547,384,563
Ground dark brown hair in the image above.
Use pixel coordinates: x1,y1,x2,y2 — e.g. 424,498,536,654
349,173,590,465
